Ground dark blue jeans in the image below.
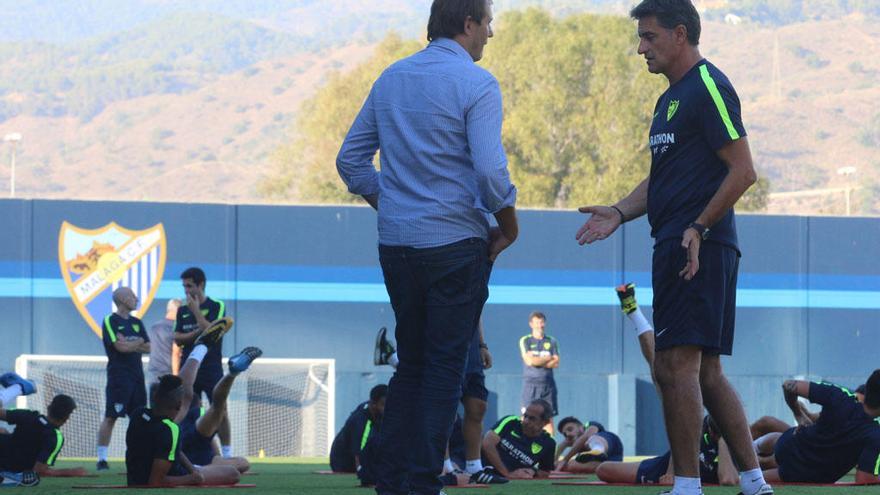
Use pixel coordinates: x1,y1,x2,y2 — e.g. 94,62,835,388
374,238,491,495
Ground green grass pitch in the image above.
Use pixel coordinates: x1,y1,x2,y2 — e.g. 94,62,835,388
35,460,875,494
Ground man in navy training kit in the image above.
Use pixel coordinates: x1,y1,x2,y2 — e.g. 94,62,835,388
97,286,150,470
518,311,559,433
481,399,556,479
330,384,387,473
575,1,770,494
752,372,880,485
173,267,233,458
336,0,518,492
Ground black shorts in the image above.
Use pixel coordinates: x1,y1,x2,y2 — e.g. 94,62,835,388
182,428,215,467
774,427,827,483
194,366,223,403
652,239,739,355
105,376,147,419
461,371,488,402
636,452,671,484
521,380,557,416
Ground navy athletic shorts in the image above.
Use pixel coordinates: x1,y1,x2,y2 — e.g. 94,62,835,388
652,239,739,355
105,376,147,419
636,452,671,484
193,366,223,403
774,427,821,482
521,380,558,416
461,371,488,402
181,426,215,466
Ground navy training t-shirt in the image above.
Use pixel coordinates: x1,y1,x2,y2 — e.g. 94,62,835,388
783,382,880,482
175,297,226,370
329,401,379,470
102,313,148,378
519,334,559,383
0,410,64,471
646,60,746,250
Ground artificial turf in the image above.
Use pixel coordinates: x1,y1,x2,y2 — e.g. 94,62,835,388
34,460,876,494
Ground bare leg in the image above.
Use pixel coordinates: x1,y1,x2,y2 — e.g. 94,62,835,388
654,345,703,478
637,331,656,370
210,456,250,473
217,414,231,449
762,468,783,483
197,373,236,438
700,355,760,471
750,416,790,439
462,397,486,463
97,417,116,448
564,460,603,474
197,464,240,485
754,432,782,469
596,461,642,483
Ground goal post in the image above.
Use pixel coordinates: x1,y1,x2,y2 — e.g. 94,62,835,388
13,354,335,459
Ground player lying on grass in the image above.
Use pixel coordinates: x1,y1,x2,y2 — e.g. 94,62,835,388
596,414,738,486
595,284,738,486
0,374,88,484
329,384,386,474
480,399,556,480
174,320,256,475
555,417,624,474
752,372,880,485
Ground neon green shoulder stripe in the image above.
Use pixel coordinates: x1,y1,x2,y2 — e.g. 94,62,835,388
217,299,226,318
699,65,740,141
162,419,180,461
874,452,880,476
104,315,117,343
494,415,519,434
360,419,372,450
519,336,529,354
46,429,64,465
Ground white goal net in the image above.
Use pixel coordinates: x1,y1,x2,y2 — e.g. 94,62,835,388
13,355,334,459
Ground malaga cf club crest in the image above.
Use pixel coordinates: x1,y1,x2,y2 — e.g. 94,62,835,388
58,222,167,337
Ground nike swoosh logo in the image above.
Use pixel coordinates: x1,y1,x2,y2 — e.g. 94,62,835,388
656,327,669,337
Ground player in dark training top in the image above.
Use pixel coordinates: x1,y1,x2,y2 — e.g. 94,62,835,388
555,417,624,474
753,372,880,485
97,286,150,470
172,267,233,457
575,2,770,494
330,384,387,473
481,400,556,480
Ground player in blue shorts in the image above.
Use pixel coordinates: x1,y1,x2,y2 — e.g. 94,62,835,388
752,372,880,485
375,320,506,485
555,417,624,474
174,327,257,475
173,267,234,457
96,286,150,470
576,2,771,493
481,399,556,479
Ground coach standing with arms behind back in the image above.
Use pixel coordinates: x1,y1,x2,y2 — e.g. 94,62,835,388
336,1,517,494
575,2,771,495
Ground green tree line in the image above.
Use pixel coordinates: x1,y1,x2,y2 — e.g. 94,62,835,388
262,9,768,211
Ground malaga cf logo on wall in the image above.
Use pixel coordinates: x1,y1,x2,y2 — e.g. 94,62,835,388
58,222,167,337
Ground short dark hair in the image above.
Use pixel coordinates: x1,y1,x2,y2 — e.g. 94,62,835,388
180,267,206,286
427,0,490,42
529,399,553,421
48,394,76,420
855,383,866,396
864,370,880,409
557,416,582,432
630,0,701,46
529,311,546,321
153,374,184,409
703,414,720,436
369,384,389,403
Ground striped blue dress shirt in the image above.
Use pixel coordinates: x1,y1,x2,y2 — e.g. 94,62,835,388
337,37,517,249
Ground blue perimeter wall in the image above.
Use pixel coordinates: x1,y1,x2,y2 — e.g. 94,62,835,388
1,199,878,455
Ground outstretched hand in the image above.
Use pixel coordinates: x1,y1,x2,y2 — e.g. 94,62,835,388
575,206,621,245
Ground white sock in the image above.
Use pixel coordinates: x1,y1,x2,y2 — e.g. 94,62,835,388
389,353,399,369
188,344,208,363
443,458,455,473
672,476,702,495
752,438,761,454
221,445,233,458
0,385,22,408
465,459,483,474
740,468,767,495
587,438,606,453
97,446,109,462
627,307,654,335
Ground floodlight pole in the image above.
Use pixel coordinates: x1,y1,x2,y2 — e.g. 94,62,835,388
3,133,22,198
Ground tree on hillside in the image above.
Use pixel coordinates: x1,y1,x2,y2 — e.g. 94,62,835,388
262,9,769,212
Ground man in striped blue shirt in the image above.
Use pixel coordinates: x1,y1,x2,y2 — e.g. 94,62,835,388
575,1,770,495
337,1,517,493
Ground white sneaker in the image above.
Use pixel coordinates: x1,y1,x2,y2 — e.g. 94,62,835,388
738,484,774,495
